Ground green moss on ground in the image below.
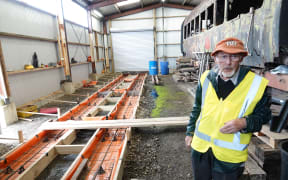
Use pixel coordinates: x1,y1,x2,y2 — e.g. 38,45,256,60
151,86,186,118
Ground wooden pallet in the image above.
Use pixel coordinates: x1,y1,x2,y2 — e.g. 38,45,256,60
248,137,281,180
240,156,266,180
254,124,288,148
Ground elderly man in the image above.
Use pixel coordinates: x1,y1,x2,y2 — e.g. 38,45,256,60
185,37,271,180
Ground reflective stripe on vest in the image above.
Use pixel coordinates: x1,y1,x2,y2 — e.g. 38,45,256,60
195,73,263,151
195,76,211,142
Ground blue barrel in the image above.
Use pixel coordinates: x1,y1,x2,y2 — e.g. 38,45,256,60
149,60,158,75
160,61,169,75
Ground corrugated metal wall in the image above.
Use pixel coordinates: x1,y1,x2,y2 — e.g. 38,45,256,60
0,0,103,106
110,7,191,71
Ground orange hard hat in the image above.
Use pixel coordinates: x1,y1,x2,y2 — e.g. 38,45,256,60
211,37,248,57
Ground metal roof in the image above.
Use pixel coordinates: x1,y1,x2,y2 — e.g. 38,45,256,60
73,0,201,18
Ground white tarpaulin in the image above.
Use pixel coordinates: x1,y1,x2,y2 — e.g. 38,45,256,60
111,28,154,72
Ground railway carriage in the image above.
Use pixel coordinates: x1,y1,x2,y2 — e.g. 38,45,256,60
181,0,288,69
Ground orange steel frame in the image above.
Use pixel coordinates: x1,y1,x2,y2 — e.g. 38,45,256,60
0,73,147,180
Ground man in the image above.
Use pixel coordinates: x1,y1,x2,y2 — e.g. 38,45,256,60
185,37,271,180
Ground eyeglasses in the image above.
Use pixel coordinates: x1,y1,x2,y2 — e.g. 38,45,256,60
216,54,241,62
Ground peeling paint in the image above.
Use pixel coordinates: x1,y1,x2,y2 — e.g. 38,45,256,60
181,0,286,68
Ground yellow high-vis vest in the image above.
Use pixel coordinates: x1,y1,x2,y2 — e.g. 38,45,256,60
191,70,268,163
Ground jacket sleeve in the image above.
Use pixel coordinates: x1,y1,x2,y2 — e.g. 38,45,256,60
186,82,202,136
243,88,271,133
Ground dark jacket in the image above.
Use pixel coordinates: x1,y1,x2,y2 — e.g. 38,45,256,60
186,66,271,136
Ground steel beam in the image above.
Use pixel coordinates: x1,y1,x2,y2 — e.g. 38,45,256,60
105,3,194,20
88,0,126,9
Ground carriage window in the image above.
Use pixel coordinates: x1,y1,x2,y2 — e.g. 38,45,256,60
187,23,191,37
191,20,195,36
184,25,187,39
207,4,214,29
216,0,224,25
195,16,199,33
228,0,264,20
200,11,205,31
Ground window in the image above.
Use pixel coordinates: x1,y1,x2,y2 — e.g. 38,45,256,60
207,4,214,29
216,0,225,25
191,20,195,36
228,0,264,20
187,23,191,37
200,11,205,31
184,25,187,39
195,16,199,33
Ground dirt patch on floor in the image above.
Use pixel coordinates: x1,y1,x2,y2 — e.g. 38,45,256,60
123,75,195,180
0,143,16,157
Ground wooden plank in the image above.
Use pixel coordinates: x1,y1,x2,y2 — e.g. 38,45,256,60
67,42,90,46
0,41,11,98
58,130,77,145
248,137,281,166
105,47,110,72
71,158,88,180
7,65,63,75
55,145,85,154
18,146,58,179
108,20,115,73
45,99,78,104
8,62,89,75
248,137,281,180
254,124,288,148
67,93,89,97
70,62,90,66
113,135,128,180
56,0,72,80
87,10,96,74
94,30,100,62
240,156,266,180
18,117,33,121
41,117,189,130
0,31,57,43
81,91,121,119
97,105,115,111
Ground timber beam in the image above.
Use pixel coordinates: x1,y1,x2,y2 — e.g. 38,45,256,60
41,117,189,130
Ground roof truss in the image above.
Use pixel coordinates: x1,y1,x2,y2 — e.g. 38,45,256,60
105,3,194,20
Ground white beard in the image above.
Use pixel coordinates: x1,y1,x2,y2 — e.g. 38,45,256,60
221,69,236,78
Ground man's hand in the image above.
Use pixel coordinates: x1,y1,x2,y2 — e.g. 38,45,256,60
220,118,247,134
185,136,193,148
